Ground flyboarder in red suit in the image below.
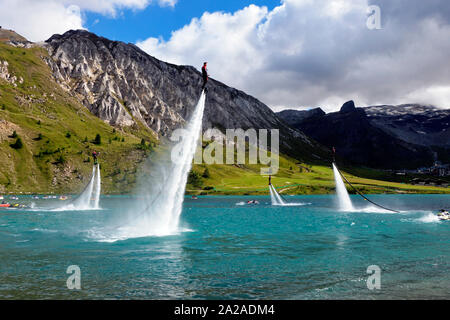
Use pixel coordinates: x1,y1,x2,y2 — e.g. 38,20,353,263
202,62,208,92
92,150,99,165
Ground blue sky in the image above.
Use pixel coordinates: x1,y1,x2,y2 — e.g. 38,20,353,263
85,0,281,43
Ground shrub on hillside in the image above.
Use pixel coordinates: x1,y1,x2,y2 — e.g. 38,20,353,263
137,138,152,151
202,167,210,179
10,138,23,149
93,134,101,145
55,154,66,164
187,170,203,188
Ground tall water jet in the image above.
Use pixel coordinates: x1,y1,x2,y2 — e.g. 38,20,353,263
269,185,277,205
53,164,102,211
70,165,96,210
270,185,286,206
332,163,354,211
115,92,207,238
93,163,101,209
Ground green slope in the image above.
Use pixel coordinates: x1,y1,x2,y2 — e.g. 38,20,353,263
0,42,155,194
189,161,450,195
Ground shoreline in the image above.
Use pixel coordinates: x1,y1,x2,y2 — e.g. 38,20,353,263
1,192,449,198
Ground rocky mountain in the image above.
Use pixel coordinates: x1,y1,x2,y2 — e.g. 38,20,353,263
277,108,325,128
277,101,450,169
43,30,326,161
364,104,450,148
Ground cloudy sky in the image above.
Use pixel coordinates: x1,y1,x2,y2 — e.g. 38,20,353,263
1,0,449,112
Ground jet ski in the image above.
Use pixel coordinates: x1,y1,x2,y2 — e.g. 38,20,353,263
437,210,450,221
0,203,11,208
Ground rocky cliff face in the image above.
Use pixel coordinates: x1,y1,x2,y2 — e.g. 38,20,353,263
277,102,450,169
0,60,23,86
43,30,321,159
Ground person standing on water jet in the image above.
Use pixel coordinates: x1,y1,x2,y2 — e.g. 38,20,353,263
268,175,272,186
201,62,208,92
92,150,99,165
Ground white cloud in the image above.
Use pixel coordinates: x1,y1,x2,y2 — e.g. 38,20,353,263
137,0,450,112
0,0,84,42
405,86,450,109
61,0,151,16
158,0,177,8
138,4,268,90
0,0,177,42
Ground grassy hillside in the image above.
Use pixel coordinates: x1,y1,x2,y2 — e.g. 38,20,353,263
0,42,156,194
188,158,450,196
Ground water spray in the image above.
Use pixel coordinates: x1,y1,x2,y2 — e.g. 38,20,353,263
333,162,399,213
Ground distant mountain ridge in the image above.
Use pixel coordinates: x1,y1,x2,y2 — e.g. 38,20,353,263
364,104,450,148
277,102,450,169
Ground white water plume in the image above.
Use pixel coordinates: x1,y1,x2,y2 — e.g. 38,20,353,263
416,213,440,223
72,165,96,210
94,163,101,209
270,185,286,206
110,91,207,239
53,165,101,211
269,185,308,206
332,163,354,211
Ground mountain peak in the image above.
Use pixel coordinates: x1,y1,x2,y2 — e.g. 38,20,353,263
46,29,102,42
0,28,29,44
340,100,356,113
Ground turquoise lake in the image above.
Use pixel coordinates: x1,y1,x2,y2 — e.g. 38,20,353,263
0,194,449,299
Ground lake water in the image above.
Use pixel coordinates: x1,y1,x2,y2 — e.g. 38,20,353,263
0,194,449,299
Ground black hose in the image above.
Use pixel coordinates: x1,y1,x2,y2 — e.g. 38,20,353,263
334,163,400,213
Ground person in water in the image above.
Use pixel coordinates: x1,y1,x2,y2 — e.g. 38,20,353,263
201,62,208,91
268,175,272,185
